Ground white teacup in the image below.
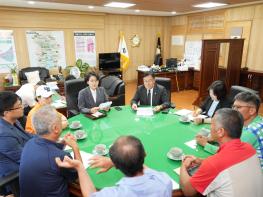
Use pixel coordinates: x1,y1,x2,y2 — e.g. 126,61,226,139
94,144,106,155
74,130,85,139
71,121,80,128
181,115,189,122
198,128,210,137
169,147,183,158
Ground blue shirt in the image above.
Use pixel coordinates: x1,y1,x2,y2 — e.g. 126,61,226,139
207,100,219,117
19,137,78,197
0,118,32,178
91,168,172,197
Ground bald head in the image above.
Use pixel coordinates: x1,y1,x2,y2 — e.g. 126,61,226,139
109,136,145,177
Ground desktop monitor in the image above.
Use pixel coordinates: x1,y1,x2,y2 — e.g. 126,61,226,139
166,58,177,68
99,53,120,70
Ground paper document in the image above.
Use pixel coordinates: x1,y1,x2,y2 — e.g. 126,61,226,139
174,109,192,116
92,111,104,118
70,151,93,169
169,176,180,190
188,114,207,121
185,140,197,149
46,81,59,90
51,100,67,108
173,167,181,175
99,101,112,110
136,107,153,116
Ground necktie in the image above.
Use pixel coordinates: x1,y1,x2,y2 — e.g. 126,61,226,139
147,90,151,106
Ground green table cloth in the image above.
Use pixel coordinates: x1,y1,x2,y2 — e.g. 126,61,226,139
62,106,212,189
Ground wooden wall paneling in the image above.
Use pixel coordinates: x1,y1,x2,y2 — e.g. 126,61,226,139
187,15,204,34
170,15,188,26
247,4,263,71
162,18,171,62
224,21,252,68
0,8,105,29
225,5,255,21
254,4,263,19
170,25,187,59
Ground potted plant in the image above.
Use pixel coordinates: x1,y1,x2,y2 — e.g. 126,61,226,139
7,64,19,86
65,59,90,78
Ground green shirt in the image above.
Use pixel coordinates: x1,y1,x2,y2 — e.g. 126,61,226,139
204,116,262,163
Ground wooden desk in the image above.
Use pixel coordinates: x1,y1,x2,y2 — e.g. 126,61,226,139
3,84,21,92
137,70,194,92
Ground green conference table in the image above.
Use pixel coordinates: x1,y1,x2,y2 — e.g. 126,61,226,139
62,106,212,196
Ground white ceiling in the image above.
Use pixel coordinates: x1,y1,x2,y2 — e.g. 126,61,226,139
0,0,262,16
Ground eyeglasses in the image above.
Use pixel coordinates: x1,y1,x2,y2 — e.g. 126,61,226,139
232,105,253,110
8,105,24,111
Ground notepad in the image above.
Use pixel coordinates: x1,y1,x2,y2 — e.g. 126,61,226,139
70,151,93,169
136,107,154,116
174,109,192,116
185,140,197,149
173,167,181,175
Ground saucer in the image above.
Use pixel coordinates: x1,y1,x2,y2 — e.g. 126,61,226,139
73,130,87,140
92,149,109,156
69,124,82,130
167,152,184,161
179,118,190,123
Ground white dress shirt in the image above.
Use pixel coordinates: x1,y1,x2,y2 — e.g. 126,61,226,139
90,88,97,103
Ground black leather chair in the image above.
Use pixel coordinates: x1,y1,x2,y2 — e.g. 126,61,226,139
19,67,52,85
228,85,259,104
0,171,19,197
99,75,125,106
64,78,86,117
155,77,171,102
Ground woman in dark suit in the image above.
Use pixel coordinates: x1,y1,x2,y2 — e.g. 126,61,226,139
193,80,231,124
78,72,109,114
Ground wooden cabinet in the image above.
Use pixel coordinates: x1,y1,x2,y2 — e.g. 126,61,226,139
195,39,244,105
240,70,263,101
193,71,200,90
137,70,194,92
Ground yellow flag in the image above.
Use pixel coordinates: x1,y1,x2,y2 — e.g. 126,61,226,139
118,33,129,71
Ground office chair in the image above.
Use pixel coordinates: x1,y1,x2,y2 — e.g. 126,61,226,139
64,78,86,117
19,67,52,85
228,85,259,104
99,75,125,106
0,171,19,197
155,77,171,102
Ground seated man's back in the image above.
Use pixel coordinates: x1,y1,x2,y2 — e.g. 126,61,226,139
19,136,77,197
92,168,172,197
190,140,263,197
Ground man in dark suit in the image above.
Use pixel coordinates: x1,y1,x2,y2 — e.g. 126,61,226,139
0,91,32,195
131,72,170,112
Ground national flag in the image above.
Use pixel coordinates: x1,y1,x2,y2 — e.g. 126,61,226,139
118,32,129,71
154,34,163,66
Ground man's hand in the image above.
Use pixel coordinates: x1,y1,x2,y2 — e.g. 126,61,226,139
153,105,162,112
91,107,100,114
63,133,78,150
131,103,138,111
89,156,114,174
195,135,208,147
55,156,82,170
182,155,202,168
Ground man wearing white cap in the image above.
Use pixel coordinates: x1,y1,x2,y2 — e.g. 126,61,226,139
25,85,68,134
